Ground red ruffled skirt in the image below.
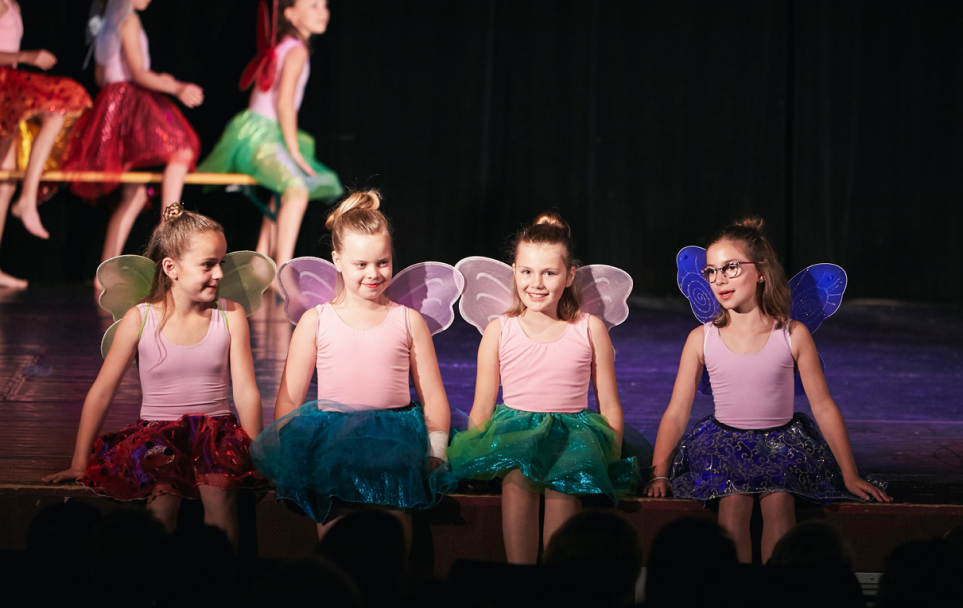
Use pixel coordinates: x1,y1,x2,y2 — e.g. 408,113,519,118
0,66,92,171
82,413,267,501
61,81,200,200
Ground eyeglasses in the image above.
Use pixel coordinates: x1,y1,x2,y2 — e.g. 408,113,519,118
701,261,755,282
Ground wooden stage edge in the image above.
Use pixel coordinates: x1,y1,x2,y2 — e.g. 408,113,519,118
2,484,961,574
0,170,259,185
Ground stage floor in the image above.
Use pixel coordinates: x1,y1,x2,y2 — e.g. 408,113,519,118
1,285,961,504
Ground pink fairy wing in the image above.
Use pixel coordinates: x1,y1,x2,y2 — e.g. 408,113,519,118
386,262,466,335
577,265,633,330
278,257,338,325
455,256,514,335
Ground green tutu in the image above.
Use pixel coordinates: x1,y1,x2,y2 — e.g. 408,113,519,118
196,109,343,216
448,404,643,503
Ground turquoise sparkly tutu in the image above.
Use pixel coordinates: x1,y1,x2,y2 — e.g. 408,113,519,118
250,401,457,523
196,109,343,215
448,405,646,503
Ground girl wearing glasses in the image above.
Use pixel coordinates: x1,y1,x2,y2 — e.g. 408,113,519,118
645,218,889,564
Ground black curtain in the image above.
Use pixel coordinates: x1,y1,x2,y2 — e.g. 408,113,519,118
4,0,960,302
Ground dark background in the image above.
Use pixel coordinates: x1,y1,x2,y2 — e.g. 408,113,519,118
3,0,961,303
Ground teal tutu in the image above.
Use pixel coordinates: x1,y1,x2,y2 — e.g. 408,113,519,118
250,401,457,523
196,109,343,215
448,405,644,503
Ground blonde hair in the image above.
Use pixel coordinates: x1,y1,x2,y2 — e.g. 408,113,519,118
505,212,582,322
326,190,392,303
709,217,791,329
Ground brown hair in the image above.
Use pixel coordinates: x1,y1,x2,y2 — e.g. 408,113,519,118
276,0,315,48
505,212,582,322
142,204,224,364
708,217,791,329
325,190,392,302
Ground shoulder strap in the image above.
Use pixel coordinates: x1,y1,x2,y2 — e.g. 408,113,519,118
138,305,150,340
216,300,229,331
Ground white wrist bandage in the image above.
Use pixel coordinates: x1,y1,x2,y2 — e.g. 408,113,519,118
429,431,449,462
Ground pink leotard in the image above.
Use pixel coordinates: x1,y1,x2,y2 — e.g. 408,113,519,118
249,37,309,120
0,0,23,54
102,27,149,84
137,300,231,421
498,313,593,414
703,322,795,429
314,302,412,410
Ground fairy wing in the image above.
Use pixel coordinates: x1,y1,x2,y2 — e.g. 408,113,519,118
789,264,847,334
386,262,466,335
217,251,277,317
239,0,278,92
577,265,633,330
455,256,514,335
97,255,155,358
676,246,719,324
277,256,338,325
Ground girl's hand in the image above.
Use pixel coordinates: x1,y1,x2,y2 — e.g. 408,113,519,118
290,151,317,177
176,83,204,108
42,467,85,484
27,49,57,70
645,477,672,497
844,477,892,503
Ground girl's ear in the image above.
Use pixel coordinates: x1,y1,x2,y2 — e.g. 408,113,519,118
162,257,177,280
565,266,576,288
332,250,342,273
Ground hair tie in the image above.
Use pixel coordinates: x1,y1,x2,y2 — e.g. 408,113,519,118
163,203,185,222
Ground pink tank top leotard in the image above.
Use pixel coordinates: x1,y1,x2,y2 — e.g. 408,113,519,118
703,322,795,429
498,313,593,414
102,28,149,84
137,300,231,421
249,37,309,120
314,302,412,410
0,0,23,54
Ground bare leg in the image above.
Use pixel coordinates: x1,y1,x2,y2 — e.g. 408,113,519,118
160,149,193,212
255,197,278,259
759,491,796,564
274,185,309,272
198,485,239,549
718,494,755,563
11,112,66,239
146,491,182,533
542,489,581,550
502,469,541,564
97,183,149,290
0,139,27,289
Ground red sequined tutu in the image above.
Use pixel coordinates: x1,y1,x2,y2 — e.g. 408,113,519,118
61,81,200,200
82,413,267,501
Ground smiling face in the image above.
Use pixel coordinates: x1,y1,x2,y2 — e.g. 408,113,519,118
164,230,227,303
285,0,330,38
512,241,576,318
332,232,393,304
705,238,763,313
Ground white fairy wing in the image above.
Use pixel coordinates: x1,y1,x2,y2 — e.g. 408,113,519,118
385,262,465,335
218,251,276,317
455,256,514,335
676,246,719,324
97,255,155,322
577,265,633,330
277,257,338,325
789,264,847,334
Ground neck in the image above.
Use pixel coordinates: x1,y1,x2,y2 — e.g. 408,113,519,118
339,290,390,311
166,289,212,316
725,305,769,329
520,307,562,325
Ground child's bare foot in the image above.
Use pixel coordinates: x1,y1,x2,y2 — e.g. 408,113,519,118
0,269,28,289
11,200,50,240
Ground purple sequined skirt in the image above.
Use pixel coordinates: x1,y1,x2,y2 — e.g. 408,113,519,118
670,414,886,503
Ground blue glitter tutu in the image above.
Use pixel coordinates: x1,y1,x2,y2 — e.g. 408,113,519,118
670,414,887,503
448,404,646,502
250,401,457,522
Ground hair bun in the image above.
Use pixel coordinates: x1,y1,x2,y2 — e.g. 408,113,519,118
734,216,764,232
163,203,185,222
533,212,570,236
326,190,382,230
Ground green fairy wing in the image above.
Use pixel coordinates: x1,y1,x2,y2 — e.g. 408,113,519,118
97,255,156,358
217,251,277,316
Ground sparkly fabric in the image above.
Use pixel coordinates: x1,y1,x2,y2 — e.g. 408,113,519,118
670,414,887,503
83,413,267,501
196,109,343,212
60,81,200,200
250,401,457,523
0,66,92,169
448,404,645,503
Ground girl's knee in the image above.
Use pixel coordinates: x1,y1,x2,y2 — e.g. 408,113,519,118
170,149,194,165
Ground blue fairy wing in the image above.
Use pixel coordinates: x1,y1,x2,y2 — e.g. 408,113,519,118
789,264,847,334
277,256,338,325
676,246,719,324
454,257,514,335
217,251,276,317
577,265,633,330
97,255,155,322
385,262,466,335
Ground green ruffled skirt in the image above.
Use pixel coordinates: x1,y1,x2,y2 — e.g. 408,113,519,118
197,109,343,214
448,404,645,503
